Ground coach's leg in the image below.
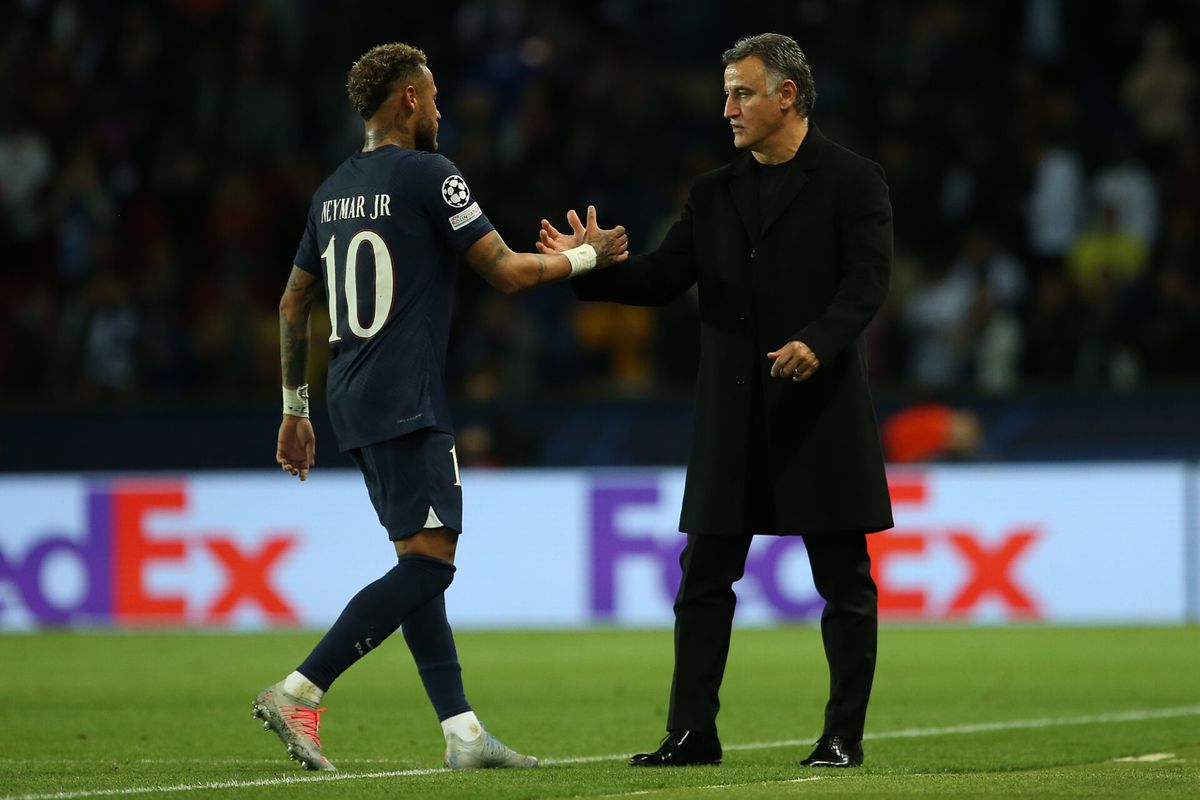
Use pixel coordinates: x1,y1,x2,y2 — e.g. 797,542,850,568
666,533,754,732
802,532,877,742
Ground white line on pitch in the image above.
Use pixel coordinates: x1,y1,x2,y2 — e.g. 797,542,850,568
3,704,1198,800
1112,752,1177,762
697,777,822,790
586,778,822,799
721,703,1200,753
0,758,414,766
0,769,446,800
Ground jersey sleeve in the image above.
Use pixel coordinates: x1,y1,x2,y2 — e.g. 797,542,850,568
293,204,321,275
416,154,495,254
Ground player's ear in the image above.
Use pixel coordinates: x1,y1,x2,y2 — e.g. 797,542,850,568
400,84,419,112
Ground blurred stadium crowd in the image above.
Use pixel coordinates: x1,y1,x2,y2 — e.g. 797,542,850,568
1,0,1198,421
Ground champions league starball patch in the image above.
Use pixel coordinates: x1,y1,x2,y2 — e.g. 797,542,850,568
441,175,471,208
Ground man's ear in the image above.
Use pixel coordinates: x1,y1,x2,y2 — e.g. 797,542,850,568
399,84,419,112
777,79,798,111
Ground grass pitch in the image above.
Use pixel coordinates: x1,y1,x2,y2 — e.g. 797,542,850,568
2,626,1198,799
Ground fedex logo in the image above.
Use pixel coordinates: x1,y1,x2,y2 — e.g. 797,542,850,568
872,476,1041,619
0,480,298,626
589,484,824,619
588,476,1042,622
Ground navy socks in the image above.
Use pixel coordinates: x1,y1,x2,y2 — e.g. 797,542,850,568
297,554,458,694
403,594,471,720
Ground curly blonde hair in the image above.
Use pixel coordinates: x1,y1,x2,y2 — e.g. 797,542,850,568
346,43,428,119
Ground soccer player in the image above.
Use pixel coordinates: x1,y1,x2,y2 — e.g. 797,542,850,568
254,42,627,772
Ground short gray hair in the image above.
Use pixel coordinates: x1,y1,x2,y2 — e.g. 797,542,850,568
722,33,817,117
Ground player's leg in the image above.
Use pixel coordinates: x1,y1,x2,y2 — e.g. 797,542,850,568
389,434,536,769
289,530,459,695
401,594,469,721
401,593,536,769
253,432,459,771
253,538,459,771
798,531,876,767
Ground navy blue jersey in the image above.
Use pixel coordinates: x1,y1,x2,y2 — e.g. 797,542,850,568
294,147,494,450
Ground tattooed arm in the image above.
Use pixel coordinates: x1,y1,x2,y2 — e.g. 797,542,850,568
279,266,322,389
276,266,323,481
465,206,628,294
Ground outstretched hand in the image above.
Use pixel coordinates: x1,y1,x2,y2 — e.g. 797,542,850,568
538,208,586,252
537,205,629,268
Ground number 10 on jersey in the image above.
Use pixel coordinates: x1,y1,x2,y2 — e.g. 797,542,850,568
321,231,395,342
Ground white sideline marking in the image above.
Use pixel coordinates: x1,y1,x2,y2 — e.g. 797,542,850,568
723,703,1200,753
3,704,1198,800
0,769,446,800
593,777,821,798
698,777,822,790
1112,752,1177,762
0,758,412,766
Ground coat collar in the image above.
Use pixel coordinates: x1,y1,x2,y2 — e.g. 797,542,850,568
729,123,827,241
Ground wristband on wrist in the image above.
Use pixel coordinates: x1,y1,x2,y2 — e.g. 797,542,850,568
563,243,597,277
283,384,310,418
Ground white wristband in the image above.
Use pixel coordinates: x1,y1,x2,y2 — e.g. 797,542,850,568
563,243,597,277
283,385,310,418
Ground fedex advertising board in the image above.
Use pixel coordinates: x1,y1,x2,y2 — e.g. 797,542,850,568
0,465,1191,630
576,465,1190,624
872,465,1188,622
0,475,382,629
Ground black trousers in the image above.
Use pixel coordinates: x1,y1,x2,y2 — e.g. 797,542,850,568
665,531,878,741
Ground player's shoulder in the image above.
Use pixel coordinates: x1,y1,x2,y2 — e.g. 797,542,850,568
404,150,462,179
310,151,377,199
402,152,477,211
310,159,348,199
325,146,449,180
392,151,471,195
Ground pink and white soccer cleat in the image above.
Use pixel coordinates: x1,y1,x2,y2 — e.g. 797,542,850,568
252,682,336,772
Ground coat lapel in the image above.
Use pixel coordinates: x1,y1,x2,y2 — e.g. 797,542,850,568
728,152,758,245
726,124,828,243
760,124,826,237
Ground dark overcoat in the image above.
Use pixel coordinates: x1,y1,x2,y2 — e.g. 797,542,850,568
574,125,894,536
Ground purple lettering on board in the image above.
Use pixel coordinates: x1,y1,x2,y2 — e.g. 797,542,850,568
589,483,683,618
0,485,111,625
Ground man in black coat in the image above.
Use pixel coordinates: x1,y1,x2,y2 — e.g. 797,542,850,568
540,33,893,769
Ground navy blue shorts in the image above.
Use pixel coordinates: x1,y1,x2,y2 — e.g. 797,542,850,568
349,430,464,540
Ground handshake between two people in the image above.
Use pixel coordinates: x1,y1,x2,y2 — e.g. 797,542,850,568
536,205,630,270
535,206,820,383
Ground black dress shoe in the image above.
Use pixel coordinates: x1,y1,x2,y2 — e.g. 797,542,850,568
800,735,863,767
629,730,722,766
